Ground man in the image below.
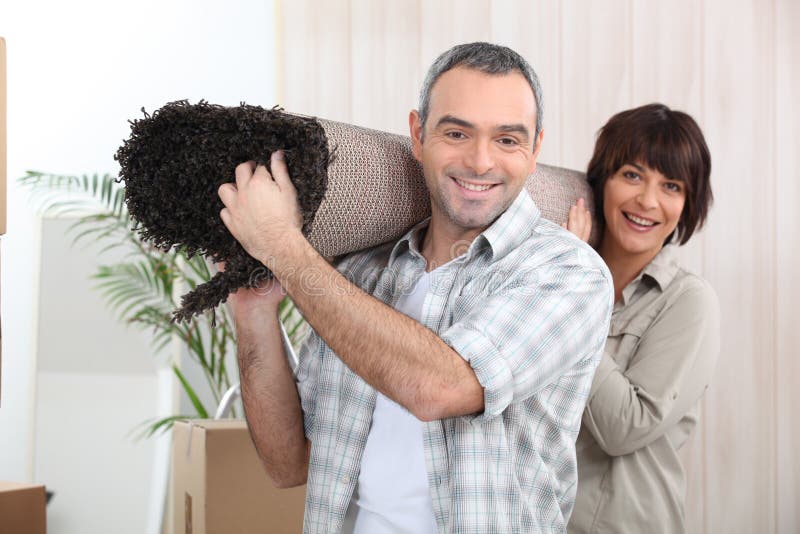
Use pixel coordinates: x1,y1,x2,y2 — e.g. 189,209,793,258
218,42,613,533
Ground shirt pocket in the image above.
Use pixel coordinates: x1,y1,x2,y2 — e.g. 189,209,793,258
448,275,494,322
606,311,655,371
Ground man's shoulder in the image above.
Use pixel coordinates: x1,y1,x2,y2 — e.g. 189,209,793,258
333,240,397,286
509,215,609,277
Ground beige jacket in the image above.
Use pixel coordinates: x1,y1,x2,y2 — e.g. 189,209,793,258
568,246,720,534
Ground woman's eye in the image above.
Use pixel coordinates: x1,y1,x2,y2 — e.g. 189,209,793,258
665,182,682,192
622,171,640,180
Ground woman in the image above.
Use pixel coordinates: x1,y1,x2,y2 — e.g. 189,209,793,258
565,104,720,534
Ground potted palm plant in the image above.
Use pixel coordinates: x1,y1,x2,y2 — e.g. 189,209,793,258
19,170,307,436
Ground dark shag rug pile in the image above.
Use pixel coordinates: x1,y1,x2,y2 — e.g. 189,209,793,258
115,100,331,323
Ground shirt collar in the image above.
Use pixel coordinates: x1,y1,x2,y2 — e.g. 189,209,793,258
479,189,540,261
387,189,539,268
387,218,429,267
619,244,681,304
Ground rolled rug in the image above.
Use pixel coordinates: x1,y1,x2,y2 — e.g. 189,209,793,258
116,101,596,323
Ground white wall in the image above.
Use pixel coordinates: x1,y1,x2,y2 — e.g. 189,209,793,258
0,1,277,531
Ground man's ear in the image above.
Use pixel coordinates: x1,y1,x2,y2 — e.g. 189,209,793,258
529,128,544,174
409,110,423,162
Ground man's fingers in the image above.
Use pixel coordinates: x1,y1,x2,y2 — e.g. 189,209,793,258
235,161,256,190
270,150,296,194
219,207,232,229
253,163,272,182
218,183,238,207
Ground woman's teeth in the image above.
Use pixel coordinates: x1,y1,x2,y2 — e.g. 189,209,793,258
624,213,656,226
455,178,492,192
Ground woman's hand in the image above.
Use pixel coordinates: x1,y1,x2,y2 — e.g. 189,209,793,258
564,198,592,243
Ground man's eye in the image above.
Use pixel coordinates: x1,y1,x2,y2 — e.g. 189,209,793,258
498,137,518,146
446,131,466,140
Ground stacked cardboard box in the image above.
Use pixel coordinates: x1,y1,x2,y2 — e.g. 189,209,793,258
172,419,306,534
0,481,46,534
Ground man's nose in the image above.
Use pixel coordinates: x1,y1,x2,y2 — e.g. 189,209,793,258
464,139,495,176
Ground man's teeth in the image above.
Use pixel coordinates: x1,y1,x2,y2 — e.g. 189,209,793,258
625,213,656,226
455,178,492,192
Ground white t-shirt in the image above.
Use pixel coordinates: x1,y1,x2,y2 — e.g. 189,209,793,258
341,271,439,534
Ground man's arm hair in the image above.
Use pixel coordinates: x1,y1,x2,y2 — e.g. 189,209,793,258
234,304,310,488
270,238,485,422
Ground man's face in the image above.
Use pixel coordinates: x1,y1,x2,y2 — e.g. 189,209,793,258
410,66,542,237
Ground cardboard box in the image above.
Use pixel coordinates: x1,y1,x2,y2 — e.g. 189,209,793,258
0,481,47,534
172,419,306,534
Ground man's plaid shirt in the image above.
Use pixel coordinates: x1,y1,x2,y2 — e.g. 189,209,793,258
295,191,613,533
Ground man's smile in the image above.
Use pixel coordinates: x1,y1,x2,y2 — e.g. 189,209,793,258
451,176,499,193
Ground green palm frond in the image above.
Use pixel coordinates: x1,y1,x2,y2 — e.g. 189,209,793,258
172,364,210,419
21,171,133,253
18,170,303,438
93,258,177,320
130,415,193,441
20,171,128,218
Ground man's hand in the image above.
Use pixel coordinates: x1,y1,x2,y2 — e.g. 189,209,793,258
564,198,592,243
218,151,304,265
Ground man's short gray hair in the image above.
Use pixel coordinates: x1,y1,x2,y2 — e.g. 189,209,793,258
418,42,544,141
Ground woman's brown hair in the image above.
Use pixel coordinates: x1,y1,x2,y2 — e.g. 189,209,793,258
586,103,713,245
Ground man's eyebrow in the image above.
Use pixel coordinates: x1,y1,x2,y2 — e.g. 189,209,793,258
496,124,530,140
434,115,474,130
434,115,531,140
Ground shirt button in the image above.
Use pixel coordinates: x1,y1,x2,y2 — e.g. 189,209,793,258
341,476,351,484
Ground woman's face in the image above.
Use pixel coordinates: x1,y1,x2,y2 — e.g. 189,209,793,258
602,162,686,259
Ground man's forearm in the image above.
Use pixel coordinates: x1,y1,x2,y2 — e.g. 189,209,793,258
234,307,310,487
265,236,484,421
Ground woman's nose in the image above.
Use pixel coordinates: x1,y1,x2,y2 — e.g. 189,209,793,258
636,183,659,209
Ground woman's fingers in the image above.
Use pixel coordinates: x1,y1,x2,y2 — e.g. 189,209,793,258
566,199,592,243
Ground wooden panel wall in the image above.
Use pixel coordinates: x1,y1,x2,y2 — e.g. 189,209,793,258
276,1,799,532
776,1,799,532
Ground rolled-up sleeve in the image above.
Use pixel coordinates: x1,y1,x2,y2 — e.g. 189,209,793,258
582,280,721,456
440,261,613,421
